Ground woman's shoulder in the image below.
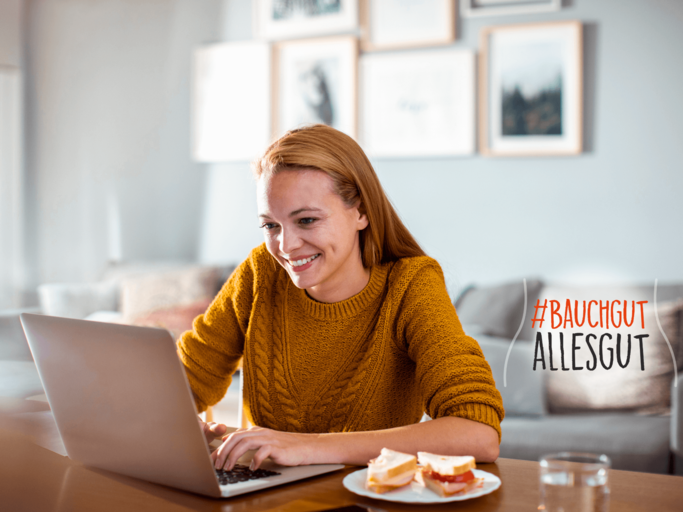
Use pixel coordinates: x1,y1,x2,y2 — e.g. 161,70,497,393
247,242,275,265
225,243,282,288
385,255,446,296
388,255,444,280
238,243,279,274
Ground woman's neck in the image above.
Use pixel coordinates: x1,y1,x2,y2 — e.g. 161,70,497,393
306,255,371,304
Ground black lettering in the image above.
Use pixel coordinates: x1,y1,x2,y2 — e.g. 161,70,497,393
533,331,546,370
616,334,631,369
560,332,569,370
572,333,584,370
634,334,648,371
548,332,558,371
599,333,614,370
585,334,597,370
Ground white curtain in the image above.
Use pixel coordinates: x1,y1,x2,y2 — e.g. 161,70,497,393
0,66,24,309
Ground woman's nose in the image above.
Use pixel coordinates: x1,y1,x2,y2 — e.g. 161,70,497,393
278,227,302,255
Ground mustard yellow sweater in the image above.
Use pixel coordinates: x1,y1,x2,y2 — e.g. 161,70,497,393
177,244,504,439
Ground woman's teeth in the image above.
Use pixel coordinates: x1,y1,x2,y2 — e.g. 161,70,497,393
290,254,320,267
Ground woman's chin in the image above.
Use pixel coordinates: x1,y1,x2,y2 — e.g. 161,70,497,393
287,270,317,290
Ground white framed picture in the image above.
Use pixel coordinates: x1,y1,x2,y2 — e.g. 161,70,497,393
360,48,475,158
192,41,271,162
255,0,359,41
361,0,455,52
480,21,583,156
273,36,358,140
461,0,560,18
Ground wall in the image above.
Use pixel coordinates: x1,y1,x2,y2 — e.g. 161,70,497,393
0,0,22,67
200,0,683,296
0,0,24,309
23,0,223,293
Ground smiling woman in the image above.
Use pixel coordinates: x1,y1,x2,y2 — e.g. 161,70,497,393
256,169,370,303
177,125,504,472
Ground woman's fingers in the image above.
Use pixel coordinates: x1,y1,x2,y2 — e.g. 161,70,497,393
215,435,262,470
211,427,310,471
210,422,228,437
216,426,264,452
214,429,253,468
201,421,228,442
249,445,272,471
221,426,248,439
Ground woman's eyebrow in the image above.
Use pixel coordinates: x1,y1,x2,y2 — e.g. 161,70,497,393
289,207,323,217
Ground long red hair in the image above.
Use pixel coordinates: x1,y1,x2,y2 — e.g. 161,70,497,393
252,125,425,267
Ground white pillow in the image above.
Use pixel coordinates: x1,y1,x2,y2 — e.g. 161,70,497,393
38,281,119,319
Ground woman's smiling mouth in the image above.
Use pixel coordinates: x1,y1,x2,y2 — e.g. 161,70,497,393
288,253,320,271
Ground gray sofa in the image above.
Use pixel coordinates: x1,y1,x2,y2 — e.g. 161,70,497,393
3,272,682,476
455,280,683,475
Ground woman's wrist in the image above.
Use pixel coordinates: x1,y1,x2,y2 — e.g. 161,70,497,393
304,432,346,465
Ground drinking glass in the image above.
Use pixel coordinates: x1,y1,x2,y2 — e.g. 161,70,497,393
538,452,610,512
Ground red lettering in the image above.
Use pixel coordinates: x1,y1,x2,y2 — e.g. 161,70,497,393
599,300,609,329
550,300,562,329
623,301,635,327
574,300,586,327
563,299,574,328
610,300,622,328
636,301,648,328
588,300,598,328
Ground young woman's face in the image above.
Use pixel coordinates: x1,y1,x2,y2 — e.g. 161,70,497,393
257,169,369,302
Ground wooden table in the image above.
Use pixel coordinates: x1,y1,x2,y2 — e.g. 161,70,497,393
1,425,682,512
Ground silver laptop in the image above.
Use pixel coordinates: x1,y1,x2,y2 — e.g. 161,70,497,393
20,313,343,498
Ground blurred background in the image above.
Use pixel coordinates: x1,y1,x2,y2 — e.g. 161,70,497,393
2,0,683,474
1,0,682,307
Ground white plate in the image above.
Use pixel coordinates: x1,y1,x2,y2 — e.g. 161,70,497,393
343,468,501,504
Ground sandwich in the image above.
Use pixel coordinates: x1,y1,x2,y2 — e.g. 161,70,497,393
366,448,418,494
416,452,483,497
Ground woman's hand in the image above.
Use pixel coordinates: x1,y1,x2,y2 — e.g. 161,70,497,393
200,420,229,444
212,426,318,471
209,417,499,471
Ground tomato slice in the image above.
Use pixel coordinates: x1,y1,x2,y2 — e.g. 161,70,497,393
425,469,474,483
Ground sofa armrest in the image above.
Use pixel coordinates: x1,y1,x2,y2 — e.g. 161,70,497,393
672,374,683,457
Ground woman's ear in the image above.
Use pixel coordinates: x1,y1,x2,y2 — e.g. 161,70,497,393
355,202,369,231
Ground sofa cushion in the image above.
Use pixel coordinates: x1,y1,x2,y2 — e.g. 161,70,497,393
102,261,236,296
120,266,220,321
120,266,221,340
536,284,683,414
500,413,671,474
476,334,547,417
128,299,213,341
455,279,544,341
37,281,119,319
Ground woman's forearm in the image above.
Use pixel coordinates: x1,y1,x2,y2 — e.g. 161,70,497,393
310,416,499,466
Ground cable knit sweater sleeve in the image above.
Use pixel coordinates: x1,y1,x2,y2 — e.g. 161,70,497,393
395,258,505,440
176,251,257,412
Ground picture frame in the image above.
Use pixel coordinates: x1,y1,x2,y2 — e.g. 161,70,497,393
360,48,475,157
360,0,455,52
254,0,359,41
273,36,358,140
192,41,271,162
479,21,583,157
461,0,561,18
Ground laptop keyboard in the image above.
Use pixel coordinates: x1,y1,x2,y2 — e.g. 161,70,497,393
215,464,281,485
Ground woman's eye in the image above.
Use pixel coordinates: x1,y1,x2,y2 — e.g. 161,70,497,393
299,217,316,226
260,223,278,230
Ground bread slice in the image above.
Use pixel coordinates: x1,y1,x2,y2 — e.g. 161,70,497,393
366,448,417,493
419,468,483,497
417,453,476,476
